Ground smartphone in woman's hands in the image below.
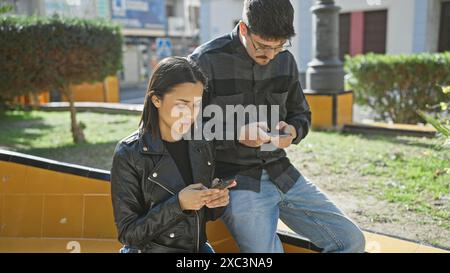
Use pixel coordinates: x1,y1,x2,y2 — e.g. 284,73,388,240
211,177,236,189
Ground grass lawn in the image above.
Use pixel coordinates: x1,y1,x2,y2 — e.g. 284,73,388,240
1,110,449,249
0,110,139,170
287,131,449,249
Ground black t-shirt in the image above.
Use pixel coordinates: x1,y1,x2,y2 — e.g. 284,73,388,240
163,139,194,185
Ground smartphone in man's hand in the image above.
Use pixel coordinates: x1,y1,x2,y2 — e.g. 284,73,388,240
267,130,291,138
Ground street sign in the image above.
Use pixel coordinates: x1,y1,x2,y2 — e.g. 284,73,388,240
156,37,172,60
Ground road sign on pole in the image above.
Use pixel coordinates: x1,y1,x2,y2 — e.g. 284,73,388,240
156,38,172,60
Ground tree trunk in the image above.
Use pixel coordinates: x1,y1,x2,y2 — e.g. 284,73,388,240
103,78,109,102
62,84,85,143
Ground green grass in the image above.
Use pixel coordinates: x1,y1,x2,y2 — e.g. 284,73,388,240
288,130,450,227
1,110,449,228
0,110,140,170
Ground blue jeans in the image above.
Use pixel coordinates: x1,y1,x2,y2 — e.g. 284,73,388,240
221,170,366,253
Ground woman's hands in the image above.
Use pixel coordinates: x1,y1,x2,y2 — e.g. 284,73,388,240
178,183,216,211
178,181,237,211
206,180,237,208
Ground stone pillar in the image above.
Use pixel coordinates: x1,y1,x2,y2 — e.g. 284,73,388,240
305,0,353,128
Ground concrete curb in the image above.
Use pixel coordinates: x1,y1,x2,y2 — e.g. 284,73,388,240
343,123,437,138
38,102,143,115
37,102,438,138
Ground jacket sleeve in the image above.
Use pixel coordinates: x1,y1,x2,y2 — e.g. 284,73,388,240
285,56,312,145
110,144,186,248
206,207,226,222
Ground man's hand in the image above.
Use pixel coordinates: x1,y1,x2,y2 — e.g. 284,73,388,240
270,121,297,149
238,122,271,148
178,183,220,211
206,180,237,208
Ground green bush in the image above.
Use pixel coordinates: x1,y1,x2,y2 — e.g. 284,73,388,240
0,15,123,142
418,86,450,147
345,53,450,124
0,4,12,15
0,15,123,99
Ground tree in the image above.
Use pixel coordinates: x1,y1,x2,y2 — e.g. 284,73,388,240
0,15,123,142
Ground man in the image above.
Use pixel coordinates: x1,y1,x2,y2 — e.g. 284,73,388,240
189,0,365,253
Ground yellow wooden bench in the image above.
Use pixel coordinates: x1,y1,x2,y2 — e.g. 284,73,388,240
0,150,447,253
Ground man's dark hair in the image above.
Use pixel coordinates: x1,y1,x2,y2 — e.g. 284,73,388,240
242,0,295,40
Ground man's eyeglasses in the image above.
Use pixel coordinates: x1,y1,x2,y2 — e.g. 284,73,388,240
246,26,292,54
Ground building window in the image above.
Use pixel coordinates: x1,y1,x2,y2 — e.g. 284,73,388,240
363,10,387,54
439,1,450,52
166,4,174,17
190,6,200,29
339,13,351,60
339,9,387,59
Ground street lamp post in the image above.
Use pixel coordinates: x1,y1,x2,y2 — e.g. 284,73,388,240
306,0,344,94
305,0,352,128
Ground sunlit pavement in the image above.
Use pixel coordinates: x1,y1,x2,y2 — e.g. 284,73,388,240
119,84,146,104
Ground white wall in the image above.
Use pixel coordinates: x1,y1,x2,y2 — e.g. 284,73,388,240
293,0,313,73
200,0,243,43
123,45,141,85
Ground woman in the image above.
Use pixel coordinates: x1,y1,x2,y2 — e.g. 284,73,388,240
111,57,235,253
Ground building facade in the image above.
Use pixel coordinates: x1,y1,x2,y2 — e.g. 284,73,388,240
199,0,450,86
5,0,450,87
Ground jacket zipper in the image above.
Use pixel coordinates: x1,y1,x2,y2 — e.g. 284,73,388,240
148,177,175,195
148,176,200,252
194,210,200,252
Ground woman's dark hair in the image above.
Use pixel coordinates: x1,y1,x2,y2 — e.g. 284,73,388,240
242,0,295,40
139,56,207,138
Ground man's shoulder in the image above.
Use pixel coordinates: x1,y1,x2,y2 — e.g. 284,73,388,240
275,50,298,70
189,33,234,62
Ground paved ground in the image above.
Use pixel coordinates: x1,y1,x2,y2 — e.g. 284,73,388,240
119,84,147,104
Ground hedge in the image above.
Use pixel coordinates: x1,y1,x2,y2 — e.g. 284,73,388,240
345,52,450,124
